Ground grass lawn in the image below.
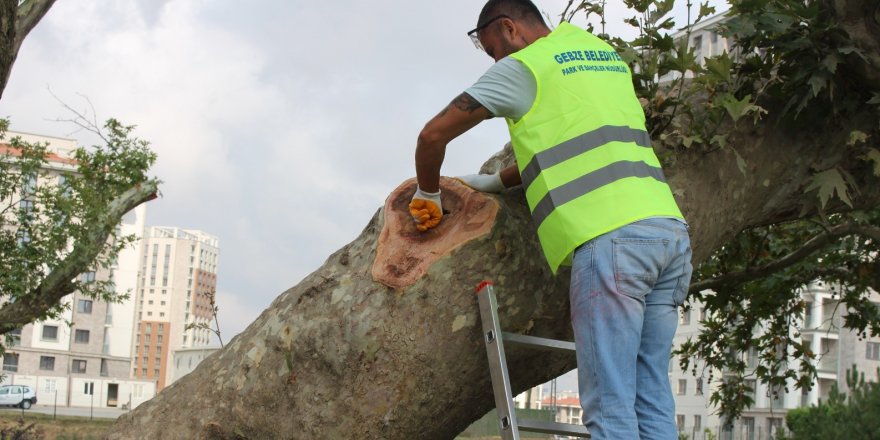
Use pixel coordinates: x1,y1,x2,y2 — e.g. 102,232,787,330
0,412,113,439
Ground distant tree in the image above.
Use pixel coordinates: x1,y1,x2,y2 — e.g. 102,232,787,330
0,118,159,355
783,366,880,440
0,0,58,100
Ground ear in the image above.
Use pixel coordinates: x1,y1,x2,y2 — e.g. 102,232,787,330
499,17,518,40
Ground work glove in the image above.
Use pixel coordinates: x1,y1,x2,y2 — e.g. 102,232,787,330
409,187,443,232
455,172,505,193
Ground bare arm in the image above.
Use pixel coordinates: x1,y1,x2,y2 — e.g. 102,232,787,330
415,93,492,193
499,164,521,188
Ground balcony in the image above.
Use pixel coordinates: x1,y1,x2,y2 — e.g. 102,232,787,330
816,356,839,374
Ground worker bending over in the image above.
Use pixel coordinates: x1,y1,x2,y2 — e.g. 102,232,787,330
410,1,693,438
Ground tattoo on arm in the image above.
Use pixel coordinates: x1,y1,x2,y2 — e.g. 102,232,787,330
435,93,493,120
450,93,485,113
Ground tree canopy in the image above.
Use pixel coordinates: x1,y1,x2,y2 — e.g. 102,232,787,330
0,119,159,347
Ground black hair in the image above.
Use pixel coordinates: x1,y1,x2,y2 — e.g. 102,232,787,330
477,0,546,28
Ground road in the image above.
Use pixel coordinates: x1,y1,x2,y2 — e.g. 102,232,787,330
0,404,128,419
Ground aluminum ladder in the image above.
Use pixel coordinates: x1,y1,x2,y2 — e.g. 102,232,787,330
475,281,591,439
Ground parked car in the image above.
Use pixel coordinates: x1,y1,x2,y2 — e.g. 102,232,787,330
0,385,37,409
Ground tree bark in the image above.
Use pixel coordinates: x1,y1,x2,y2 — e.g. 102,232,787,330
107,3,880,439
0,0,56,101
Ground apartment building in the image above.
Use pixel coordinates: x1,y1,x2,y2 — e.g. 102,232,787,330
131,226,219,390
670,283,880,440
1,131,156,409
659,12,732,83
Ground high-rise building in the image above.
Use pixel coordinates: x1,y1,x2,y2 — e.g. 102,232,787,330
131,226,219,390
1,131,157,409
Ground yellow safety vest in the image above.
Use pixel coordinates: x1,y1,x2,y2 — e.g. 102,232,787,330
508,22,684,273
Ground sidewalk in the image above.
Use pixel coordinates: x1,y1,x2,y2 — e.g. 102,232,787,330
0,404,129,419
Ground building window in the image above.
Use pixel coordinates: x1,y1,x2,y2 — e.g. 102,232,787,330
80,271,96,283
158,324,164,333
74,329,90,344
72,359,87,374
157,335,163,343
804,301,814,326
2,353,19,372
694,415,702,431
677,379,687,395
676,414,685,432
745,379,757,402
39,356,55,371
77,299,93,314
680,309,691,325
43,379,56,393
5,328,22,347
19,198,34,214
696,378,704,395
154,369,160,377
160,312,165,317
867,342,880,360
699,307,707,321
742,417,755,439
42,325,59,341
100,359,109,377
147,312,153,317
84,382,94,395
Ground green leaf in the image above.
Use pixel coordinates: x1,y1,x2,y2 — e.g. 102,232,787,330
804,168,853,208
732,147,747,176
720,93,759,124
808,73,828,97
847,130,868,147
821,54,841,74
861,149,880,176
704,52,733,83
696,2,716,23
868,93,880,105
682,135,702,149
711,134,728,149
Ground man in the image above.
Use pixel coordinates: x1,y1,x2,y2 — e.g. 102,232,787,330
409,1,692,438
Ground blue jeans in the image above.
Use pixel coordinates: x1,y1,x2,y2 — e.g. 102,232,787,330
570,218,692,440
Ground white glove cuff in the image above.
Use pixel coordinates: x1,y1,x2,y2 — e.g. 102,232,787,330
413,187,442,204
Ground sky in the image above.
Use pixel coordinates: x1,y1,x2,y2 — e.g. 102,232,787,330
1,0,727,391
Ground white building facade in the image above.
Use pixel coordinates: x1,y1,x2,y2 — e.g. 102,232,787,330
1,131,157,410
671,283,880,440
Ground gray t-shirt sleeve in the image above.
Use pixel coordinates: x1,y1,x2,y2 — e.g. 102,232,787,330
464,56,536,121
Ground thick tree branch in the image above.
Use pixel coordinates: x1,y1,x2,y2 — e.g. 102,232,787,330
689,222,880,293
0,0,56,100
0,180,158,332
14,0,55,51
832,0,880,90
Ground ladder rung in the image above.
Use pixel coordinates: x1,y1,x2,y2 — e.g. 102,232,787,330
518,418,591,437
501,332,576,353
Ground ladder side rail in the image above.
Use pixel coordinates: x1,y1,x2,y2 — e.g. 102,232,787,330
476,284,521,440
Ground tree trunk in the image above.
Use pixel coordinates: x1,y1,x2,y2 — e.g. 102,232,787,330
108,2,880,437
108,112,879,439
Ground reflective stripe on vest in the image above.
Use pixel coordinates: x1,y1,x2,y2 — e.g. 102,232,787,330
520,125,653,193
531,160,668,227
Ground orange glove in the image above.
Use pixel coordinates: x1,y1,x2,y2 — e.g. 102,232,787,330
409,188,443,232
